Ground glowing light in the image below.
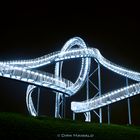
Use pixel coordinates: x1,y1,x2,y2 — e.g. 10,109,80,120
0,37,140,117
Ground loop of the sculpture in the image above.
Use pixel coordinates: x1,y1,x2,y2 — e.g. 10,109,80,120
26,37,91,116
55,37,91,95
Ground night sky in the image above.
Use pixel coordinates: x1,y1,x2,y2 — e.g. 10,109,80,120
0,1,140,125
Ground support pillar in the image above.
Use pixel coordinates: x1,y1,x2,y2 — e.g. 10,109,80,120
73,112,75,120
88,60,103,123
86,75,89,100
98,63,102,124
55,93,65,119
61,94,65,118
127,98,132,125
37,87,40,116
84,75,91,122
126,77,132,125
107,105,110,125
55,93,59,118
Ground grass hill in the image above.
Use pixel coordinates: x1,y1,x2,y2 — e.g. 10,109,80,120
0,112,140,139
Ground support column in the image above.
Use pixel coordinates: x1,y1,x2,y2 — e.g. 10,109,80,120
37,87,40,116
55,62,61,118
62,94,66,118
85,75,91,122
73,112,75,120
86,75,89,100
107,105,110,125
127,98,131,125
55,93,59,118
55,93,65,119
126,77,132,125
98,63,102,124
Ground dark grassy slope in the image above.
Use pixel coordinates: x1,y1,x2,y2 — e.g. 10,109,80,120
0,112,140,140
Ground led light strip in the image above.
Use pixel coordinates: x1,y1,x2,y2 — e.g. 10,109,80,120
71,83,140,113
0,37,140,116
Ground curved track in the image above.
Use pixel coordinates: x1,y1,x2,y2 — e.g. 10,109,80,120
0,37,140,116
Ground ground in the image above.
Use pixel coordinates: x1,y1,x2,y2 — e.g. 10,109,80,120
0,112,140,139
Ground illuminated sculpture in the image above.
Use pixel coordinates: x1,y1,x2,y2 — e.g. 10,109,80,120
0,37,140,123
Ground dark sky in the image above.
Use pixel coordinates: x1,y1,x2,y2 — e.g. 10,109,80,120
0,1,140,125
